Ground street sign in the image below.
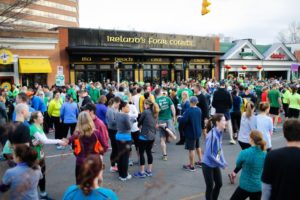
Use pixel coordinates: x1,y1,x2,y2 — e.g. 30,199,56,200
57,66,64,75
0,49,13,65
56,74,65,86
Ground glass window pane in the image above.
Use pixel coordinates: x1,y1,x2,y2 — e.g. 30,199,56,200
144,70,151,83
161,70,169,82
75,65,85,70
144,65,151,70
120,70,133,82
124,65,132,70
161,65,168,70
152,65,160,70
75,71,85,82
87,65,97,70
0,64,14,72
100,65,111,70
153,70,160,83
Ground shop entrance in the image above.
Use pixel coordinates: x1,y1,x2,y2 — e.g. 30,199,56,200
0,76,14,90
21,74,47,87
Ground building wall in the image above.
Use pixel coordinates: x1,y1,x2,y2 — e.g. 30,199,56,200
0,0,79,30
0,29,60,86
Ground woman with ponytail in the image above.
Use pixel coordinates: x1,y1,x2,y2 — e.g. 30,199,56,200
256,102,273,152
228,101,257,184
230,130,267,200
202,114,228,200
134,99,159,178
0,144,42,200
63,155,118,200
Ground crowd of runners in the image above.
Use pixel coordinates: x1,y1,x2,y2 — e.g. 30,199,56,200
0,77,299,200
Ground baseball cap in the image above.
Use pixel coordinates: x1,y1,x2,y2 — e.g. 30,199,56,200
190,96,199,104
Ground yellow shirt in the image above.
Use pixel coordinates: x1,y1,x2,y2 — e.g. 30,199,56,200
48,99,63,117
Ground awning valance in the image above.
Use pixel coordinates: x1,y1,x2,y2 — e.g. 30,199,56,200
19,58,52,73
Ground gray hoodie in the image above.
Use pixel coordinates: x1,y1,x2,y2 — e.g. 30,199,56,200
138,109,157,140
106,107,118,130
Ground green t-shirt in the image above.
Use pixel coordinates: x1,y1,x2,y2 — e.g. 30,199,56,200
288,93,300,110
177,88,193,103
282,90,291,104
201,79,206,87
30,125,44,160
254,86,263,98
267,89,281,108
156,96,174,120
67,88,77,102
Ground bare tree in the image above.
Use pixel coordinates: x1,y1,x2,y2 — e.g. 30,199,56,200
0,0,37,28
277,21,300,44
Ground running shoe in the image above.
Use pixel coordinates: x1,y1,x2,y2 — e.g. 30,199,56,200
162,155,168,161
145,170,153,177
133,171,146,178
40,192,54,200
109,166,118,173
194,161,202,168
228,172,236,184
56,145,65,150
229,139,236,145
128,160,134,166
119,174,132,181
183,164,196,172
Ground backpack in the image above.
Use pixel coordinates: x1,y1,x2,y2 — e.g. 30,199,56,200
73,132,104,156
240,97,248,113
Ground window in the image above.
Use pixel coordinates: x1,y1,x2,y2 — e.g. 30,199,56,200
86,65,97,70
100,65,111,70
0,64,14,72
75,65,85,70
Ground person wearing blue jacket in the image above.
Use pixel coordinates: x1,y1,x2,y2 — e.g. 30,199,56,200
178,96,202,171
30,93,46,113
230,130,266,200
60,94,79,139
202,113,228,200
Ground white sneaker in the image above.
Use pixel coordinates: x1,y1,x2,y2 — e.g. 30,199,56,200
126,174,132,180
229,140,236,145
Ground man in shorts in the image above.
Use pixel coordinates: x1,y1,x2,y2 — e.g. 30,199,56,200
155,88,176,161
267,84,282,132
178,96,202,171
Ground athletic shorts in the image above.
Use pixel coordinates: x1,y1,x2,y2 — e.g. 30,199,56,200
157,119,176,138
185,138,200,150
269,107,279,115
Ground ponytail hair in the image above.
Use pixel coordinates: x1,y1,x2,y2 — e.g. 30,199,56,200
259,102,270,112
250,130,266,151
14,144,38,170
144,99,160,118
78,155,103,196
245,101,255,118
206,113,224,132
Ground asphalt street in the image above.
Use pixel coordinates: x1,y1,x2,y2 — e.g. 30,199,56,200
0,128,286,200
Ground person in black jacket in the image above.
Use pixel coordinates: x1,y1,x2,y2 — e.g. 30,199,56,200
79,90,92,110
194,84,209,134
212,81,236,144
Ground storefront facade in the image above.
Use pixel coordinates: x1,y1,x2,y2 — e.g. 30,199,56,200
220,40,297,81
0,29,61,88
62,28,222,84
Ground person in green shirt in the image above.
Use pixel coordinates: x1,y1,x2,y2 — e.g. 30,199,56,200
155,88,176,161
67,84,77,102
287,86,300,118
282,85,291,119
267,84,282,131
177,83,193,103
254,82,263,104
30,111,65,199
89,83,100,104
11,84,19,98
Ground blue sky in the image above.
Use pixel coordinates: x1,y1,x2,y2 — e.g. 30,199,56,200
79,0,300,44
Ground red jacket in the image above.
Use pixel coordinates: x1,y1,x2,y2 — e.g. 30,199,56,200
93,117,109,150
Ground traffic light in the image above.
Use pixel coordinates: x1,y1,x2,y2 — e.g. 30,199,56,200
201,0,211,15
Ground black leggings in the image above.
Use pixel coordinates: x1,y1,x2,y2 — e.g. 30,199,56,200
52,116,62,139
139,139,154,166
202,163,222,200
117,140,132,178
230,187,261,200
230,111,241,133
108,129,118,166
283,103,289,118
131,131,140,152
288,108,300,118
38,159,46,192
234,141,251,173
62,123,76,138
